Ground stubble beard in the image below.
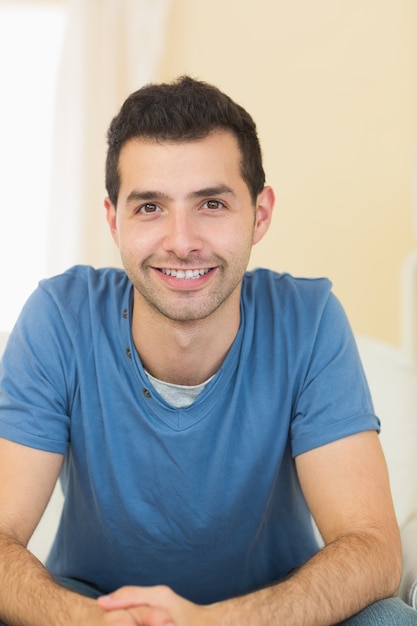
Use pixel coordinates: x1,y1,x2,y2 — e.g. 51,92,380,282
122,254,248,324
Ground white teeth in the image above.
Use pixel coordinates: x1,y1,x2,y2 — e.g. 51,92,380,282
161,268,210,279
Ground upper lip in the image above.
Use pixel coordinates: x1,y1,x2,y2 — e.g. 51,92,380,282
159,267,211,270
159,268,211,274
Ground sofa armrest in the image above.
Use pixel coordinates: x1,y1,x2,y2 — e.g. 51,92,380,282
399,514,417,608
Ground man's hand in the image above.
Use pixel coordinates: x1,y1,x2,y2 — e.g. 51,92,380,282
55,595,176,626
98,585,215,626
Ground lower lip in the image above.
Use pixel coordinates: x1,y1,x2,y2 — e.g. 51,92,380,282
155,268,215,289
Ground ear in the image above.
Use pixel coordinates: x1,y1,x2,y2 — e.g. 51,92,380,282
252,186,274,245
104,197,119,247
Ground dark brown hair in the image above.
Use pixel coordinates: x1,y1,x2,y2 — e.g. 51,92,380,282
105,76,265,205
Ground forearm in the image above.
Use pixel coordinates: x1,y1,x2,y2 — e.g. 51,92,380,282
211,530,401,626
0,533,102,626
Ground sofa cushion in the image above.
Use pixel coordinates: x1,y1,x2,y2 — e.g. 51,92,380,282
356,336,417,527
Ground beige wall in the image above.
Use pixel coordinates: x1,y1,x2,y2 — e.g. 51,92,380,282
156,0,417,345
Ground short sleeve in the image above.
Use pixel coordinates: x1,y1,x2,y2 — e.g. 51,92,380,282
290,292,380,456
0,285,72,453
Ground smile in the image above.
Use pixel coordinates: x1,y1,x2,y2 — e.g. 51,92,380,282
159,268,211,279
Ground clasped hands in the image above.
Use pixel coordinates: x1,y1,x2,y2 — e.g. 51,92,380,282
97,585,216,626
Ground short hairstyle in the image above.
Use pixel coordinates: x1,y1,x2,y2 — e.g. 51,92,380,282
105,76,265,206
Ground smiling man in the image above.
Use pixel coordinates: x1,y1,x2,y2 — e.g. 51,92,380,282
0,77,415,626
105,130,272,386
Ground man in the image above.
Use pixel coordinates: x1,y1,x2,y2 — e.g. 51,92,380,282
0,76,415,625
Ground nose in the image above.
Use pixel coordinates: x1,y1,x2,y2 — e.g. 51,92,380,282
162,210,203,259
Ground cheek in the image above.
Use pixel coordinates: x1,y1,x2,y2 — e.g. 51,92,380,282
217,228,254,263
118,228,161,262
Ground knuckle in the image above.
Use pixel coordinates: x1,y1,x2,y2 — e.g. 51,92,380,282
156,584,173,599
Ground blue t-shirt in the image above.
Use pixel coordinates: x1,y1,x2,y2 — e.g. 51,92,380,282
0,266,379,603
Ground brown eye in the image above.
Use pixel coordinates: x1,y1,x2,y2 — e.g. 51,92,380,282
139,203,159,213
204,200,224,210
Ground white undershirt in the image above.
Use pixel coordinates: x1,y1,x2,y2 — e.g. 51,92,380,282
145,371,215,408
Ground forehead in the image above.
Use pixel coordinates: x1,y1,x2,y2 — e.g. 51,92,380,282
117,131,244,191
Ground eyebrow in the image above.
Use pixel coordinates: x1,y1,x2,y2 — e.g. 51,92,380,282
189,185,234,199
126,190,170,204
125,185,234,205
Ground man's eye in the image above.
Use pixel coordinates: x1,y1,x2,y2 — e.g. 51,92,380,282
139,203,159,214
203,200,224,210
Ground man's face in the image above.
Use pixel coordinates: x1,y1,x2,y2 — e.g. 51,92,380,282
106,131,273,324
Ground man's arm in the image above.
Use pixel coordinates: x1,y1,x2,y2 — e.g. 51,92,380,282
98,430,402,626
0,438,158,626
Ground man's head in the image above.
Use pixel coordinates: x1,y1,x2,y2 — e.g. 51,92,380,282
105,76,265,207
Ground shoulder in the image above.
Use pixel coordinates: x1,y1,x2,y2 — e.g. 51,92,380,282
240,269,352,356
242,269,334,316
9,266,130,353
34,265,128,318
243,268,332,293
39,265,128,300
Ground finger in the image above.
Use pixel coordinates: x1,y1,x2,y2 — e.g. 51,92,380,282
101,608,137,625
98,585,173,610
127,605,175,626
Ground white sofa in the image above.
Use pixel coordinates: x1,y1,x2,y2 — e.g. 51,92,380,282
355,335,417,608
1,330,416,607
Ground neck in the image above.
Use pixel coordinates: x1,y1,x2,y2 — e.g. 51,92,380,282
131,292,240,386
